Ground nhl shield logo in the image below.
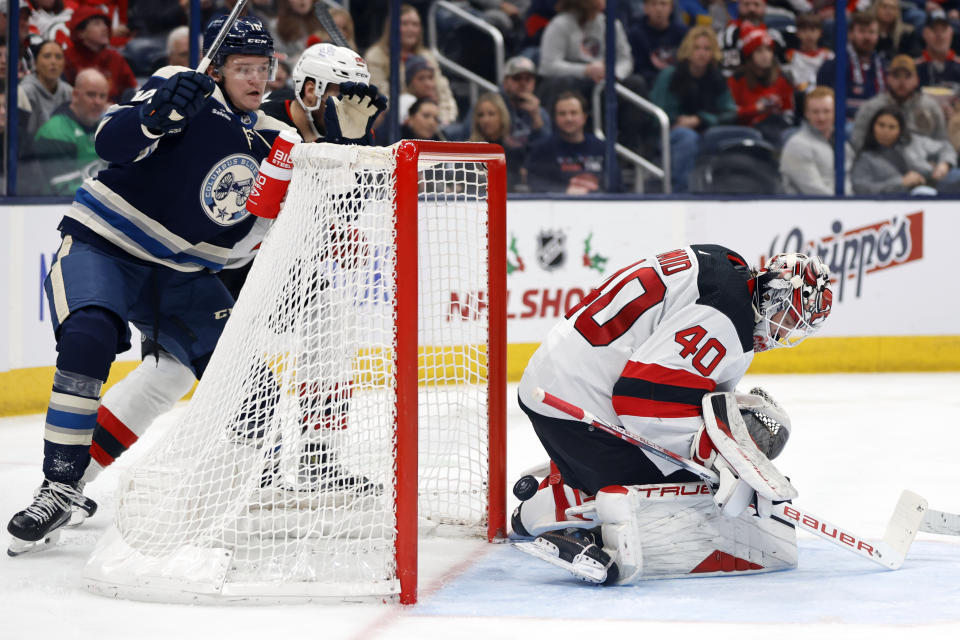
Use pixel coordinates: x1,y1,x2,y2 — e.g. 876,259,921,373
536,229,566,271
200,154,260,226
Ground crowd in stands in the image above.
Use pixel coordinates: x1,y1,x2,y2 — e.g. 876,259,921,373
6,0,960,195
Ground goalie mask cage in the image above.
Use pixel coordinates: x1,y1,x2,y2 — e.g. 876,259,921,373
83,141,507,605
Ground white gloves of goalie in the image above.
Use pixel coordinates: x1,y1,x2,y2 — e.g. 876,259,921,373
692,389,797,518
323,82,388,145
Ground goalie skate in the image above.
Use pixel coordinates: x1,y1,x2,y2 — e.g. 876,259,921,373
514,527,616,585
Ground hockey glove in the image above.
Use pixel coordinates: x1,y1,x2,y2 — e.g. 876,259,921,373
139,71,216,135
323,82,388,145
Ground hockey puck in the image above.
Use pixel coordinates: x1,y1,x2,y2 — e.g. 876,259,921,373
512,474,539,501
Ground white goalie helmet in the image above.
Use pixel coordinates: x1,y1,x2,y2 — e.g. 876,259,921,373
293,43,372,114
752,252,833,352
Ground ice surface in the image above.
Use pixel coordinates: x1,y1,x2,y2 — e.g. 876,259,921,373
1,374,958,640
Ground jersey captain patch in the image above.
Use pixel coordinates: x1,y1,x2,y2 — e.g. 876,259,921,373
200,154,260,226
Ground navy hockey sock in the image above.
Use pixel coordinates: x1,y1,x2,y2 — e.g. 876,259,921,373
43,370,103,483
44,307,120,482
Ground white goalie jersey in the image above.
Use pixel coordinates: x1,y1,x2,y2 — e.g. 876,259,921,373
518,245,758,475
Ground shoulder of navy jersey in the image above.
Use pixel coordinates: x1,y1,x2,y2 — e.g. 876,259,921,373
690,244,754,353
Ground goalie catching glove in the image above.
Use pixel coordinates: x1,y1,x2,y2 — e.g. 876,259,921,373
692,389,797,517
139,71,215,135
323,82,388,145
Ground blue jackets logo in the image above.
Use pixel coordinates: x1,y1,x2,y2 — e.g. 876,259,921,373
200,154,259,226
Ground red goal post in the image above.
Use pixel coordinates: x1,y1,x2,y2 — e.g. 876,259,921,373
394,141,508,603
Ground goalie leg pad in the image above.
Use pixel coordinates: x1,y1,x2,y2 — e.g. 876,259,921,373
510,462,595,538
562,482,797,583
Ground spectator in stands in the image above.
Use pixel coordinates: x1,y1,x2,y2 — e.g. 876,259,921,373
719,0,787,77
874,0,913,60
443,56,548,149
165,25,190,69
400,97,445,141
728,25,795,145
850,54,947,149
916,9,960,86
627,0,689,89
784,12,833,94
525,90,617,193
364,4,459,127
650,25,737,192
20,40,72,141
402,55,458,125
271,0,324,65
30,67,109,195
780,86,853,194
469,92,526,190
28,0,72,48
500,56,551,148
64,5,136,103
538,0,648,149
816,11,884,121
851,105,959,194
538,0,634,92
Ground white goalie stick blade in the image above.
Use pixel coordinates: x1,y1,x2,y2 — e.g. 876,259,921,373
772,490,927,570
922,507,960,536
702,392,797,501
513,539,607,584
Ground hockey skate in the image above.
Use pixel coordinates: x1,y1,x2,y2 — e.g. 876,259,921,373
514,527,619,585
7,480,90,556
297,441,382,499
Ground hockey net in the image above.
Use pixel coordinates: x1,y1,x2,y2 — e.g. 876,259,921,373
83,141,507,604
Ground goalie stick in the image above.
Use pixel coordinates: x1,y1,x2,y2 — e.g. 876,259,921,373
315,2,351,49
532,387,930,570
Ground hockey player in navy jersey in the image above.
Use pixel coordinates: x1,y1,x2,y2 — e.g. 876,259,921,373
6,15,307,556
72,42,388,521
511,247,833,585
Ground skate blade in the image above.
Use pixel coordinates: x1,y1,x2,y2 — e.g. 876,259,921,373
513,538,608,584
7,529,62,557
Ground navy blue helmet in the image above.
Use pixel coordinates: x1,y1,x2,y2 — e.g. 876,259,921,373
203,15,276,73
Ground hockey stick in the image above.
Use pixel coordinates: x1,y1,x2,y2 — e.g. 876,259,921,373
922,508,960,536
315,2,351,49
532,388,928,570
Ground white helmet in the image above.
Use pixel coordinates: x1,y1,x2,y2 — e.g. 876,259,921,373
752,253,833,352
293,43,371,114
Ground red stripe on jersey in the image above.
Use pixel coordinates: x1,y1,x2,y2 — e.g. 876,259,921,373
89,441,113,467
97,406,139,448
620,362,717,391
612,395,702,418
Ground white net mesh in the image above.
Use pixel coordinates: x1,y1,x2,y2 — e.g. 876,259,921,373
84,143,499,602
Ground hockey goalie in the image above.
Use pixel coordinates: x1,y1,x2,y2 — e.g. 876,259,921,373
511,246,833,585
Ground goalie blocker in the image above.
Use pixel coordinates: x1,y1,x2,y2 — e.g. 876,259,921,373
513,390,799,584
